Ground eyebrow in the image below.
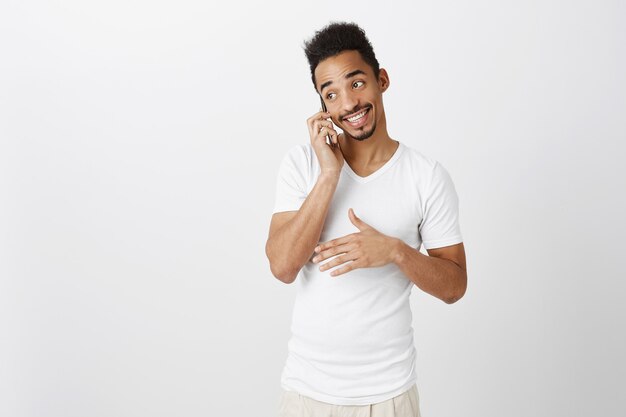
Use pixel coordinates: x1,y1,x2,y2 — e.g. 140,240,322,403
319,69,366,94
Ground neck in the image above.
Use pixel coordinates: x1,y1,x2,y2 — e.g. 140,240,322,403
338,120,397,166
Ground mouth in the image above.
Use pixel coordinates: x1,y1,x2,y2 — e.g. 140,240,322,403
343,107,370,128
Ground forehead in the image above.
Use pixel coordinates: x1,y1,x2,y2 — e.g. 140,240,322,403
314,50,371,90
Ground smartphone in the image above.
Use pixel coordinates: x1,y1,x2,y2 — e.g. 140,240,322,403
319,96,337,148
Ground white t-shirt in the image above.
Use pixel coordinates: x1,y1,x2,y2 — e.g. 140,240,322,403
272,140,463,405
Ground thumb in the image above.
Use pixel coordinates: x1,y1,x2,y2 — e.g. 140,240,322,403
349,208,369,231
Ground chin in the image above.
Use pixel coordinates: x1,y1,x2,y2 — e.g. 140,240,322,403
350,122,377,141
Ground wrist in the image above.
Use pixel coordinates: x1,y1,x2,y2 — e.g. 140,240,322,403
390,238,407,265
319,171,341,183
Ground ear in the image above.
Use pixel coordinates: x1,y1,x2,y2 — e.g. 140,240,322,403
378,68,390,93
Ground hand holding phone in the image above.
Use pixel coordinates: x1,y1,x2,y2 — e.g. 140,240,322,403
320,96,338,149
306,103,344,176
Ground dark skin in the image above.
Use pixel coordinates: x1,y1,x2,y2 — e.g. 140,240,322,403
310,50,466,302
315,50,397,176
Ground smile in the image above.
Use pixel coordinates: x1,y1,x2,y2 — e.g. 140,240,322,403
343,108,370,127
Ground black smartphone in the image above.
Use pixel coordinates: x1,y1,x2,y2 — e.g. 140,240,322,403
319,96,337,148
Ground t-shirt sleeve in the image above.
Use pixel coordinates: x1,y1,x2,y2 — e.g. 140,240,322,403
419,161,464,249
272,145,309,214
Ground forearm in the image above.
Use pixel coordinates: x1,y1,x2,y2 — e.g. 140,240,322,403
391,239,466,304
267,173,339,282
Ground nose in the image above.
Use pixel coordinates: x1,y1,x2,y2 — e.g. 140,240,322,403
341,90,360,116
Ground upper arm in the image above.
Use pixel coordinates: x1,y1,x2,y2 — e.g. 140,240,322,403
272,145,309,214
426,242,466,273
419,162,463,250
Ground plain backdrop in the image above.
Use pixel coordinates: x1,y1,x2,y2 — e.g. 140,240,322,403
1,1,624,416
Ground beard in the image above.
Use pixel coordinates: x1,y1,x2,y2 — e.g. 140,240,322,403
341,107,377,141
350,119,377,141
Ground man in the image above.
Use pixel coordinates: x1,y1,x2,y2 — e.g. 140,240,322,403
266,21,467,417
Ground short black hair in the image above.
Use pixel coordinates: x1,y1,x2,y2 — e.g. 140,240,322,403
303,21,380,92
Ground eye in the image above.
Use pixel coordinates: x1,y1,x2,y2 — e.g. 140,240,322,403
327,92,336,100
353,80,364,88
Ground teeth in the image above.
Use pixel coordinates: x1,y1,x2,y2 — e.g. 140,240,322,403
346,109,368,122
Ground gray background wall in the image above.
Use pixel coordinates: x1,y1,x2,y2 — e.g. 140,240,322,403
1,1,624,416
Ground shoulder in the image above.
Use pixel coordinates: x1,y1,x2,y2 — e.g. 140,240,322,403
401,143,438,169
400,143,460,201
282,143,309,160
279,143,312,168
400,142,442,182
277,143,317,185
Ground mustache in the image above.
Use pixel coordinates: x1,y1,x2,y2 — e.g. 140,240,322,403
340,105,371,120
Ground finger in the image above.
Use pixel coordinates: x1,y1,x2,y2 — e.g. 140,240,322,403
315,234,354,253
318,253,357,272
307,112,331,137
316,126,332,137
312,119,333,133
348,208,370,231
330,260,359,277
317,127,338,144
307,111,331,126
321,128,338,146
312,243,355,263
328,128,338,145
